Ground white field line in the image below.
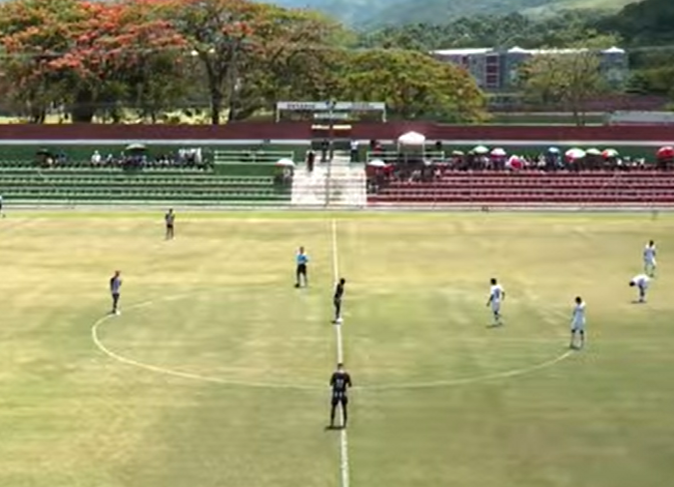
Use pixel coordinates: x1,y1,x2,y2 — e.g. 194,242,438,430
89,230,574,396
91,294,323,391
331,218,350,487
356,350,573,392
92,296,572,393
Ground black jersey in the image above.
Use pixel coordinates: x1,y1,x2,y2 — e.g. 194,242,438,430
330,371,352,398
334,282,345,300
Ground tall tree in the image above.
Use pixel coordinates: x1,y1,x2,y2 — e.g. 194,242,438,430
164,0,259,125
0,0,188,122
338,49,486,122
234,7,344,120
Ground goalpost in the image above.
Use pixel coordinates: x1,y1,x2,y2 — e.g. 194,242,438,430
275,101,387,123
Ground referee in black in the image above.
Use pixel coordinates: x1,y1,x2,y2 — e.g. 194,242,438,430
332,278,345,323
329,363,352,429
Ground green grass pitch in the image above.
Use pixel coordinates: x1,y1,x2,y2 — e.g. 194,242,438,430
1,210,674,487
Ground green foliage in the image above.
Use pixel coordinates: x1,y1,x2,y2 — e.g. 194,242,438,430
597,0,674,47
269,0,629,28
519,50,610,125
358,11,618,52
337,49,486,121
0,0,487,124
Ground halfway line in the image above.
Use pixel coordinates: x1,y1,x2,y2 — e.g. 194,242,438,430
331,218,350,487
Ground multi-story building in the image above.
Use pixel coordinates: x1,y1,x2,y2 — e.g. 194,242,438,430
430,46,629,92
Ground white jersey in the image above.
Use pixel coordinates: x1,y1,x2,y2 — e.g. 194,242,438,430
490,284,504,303
631,274,650,288
644,245,656,262
572,302,586,327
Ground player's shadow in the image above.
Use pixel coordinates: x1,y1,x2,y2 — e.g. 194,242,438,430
324,425,345,431
631,300,646,304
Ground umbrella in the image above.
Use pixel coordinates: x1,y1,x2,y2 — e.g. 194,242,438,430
473,145,489,155
367,159,387,168
451,150,464,156
547,147,560,154
506,155,524,170
125,143,147,151
602,148,619,159
565,148,586,160
657,146,674,159
490,148,507,157
276,158,295,167
586,148,601,156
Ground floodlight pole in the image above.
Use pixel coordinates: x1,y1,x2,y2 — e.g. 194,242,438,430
325,99,337,207
328,99,336,162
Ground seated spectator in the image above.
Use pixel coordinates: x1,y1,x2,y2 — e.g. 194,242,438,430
91,150,102,166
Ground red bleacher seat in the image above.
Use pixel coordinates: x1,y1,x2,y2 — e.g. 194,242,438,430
369,170,674,206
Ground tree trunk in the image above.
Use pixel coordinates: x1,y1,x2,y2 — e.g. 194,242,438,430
29,107,46,123
210,88,223,125
70,89,97,123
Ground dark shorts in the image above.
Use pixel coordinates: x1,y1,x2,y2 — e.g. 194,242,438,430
166,224,174,229
112,292,120,299
297,263,307,275
333,297,341,307
331,395,348,407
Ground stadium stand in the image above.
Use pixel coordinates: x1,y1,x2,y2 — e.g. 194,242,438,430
0,148,296,205
368,170,674,205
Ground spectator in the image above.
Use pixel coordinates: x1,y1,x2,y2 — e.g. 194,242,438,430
307,149,315,173
91,150,101,166
350,140,359,163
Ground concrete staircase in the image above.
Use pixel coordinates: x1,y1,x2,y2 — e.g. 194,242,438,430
291,152,366,207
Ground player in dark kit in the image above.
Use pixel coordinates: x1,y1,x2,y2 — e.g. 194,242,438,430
165,209,175,240
329,363,352,429
332,278,345,323
110,270,122,315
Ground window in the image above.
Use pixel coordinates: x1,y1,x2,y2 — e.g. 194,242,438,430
486,74,499,87
486,65,499,74
486,55,499,65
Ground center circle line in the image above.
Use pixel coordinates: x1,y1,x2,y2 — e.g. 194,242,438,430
91,293,575,391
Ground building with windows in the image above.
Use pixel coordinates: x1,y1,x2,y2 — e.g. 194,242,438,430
430,46,629,92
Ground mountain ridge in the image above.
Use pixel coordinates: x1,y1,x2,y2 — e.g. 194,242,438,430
267,0,633,26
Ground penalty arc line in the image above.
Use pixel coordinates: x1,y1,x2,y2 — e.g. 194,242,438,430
331,218,350,487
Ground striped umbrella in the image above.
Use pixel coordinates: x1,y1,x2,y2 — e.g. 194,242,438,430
565,148,586,161
490,147,507,157
657,146,674,159
602,148,619,159
473,145,489,155
506,155,524,171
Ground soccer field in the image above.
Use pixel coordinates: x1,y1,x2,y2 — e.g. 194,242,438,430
1,210,674,487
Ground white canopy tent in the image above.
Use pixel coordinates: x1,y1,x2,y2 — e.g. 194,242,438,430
397,131,426,146
276,158,295,167
396,131,427,163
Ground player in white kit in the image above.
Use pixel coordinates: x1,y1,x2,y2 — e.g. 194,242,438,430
570,296,586,350
629,274,650,303
486,278,505,326
643,240,656,277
